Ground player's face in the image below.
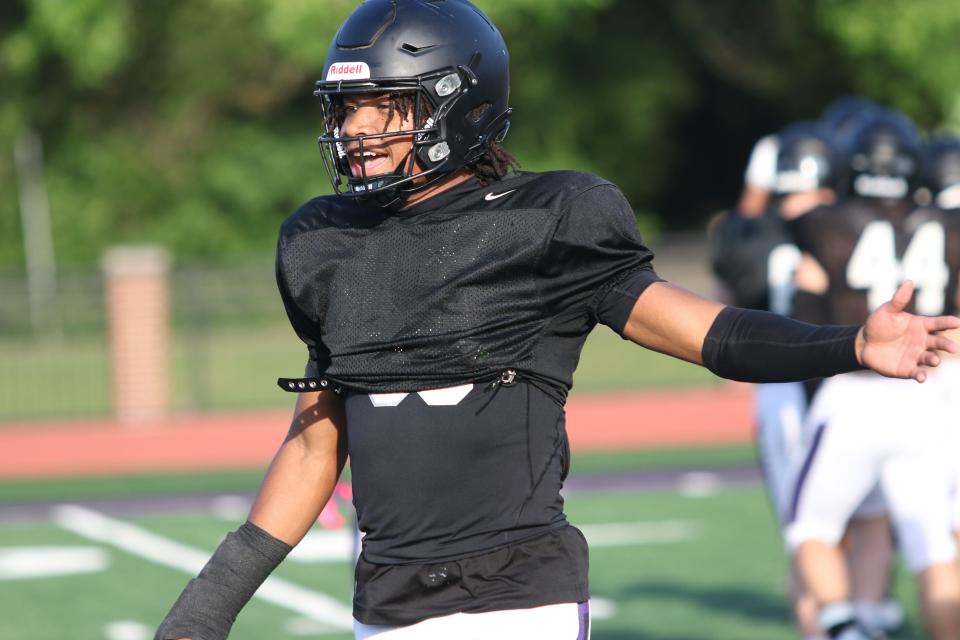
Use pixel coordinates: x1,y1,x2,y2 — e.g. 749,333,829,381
341,94,417,179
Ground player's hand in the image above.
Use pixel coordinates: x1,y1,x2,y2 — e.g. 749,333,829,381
856,280,960,382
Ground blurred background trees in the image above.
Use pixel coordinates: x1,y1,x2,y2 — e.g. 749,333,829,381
2,0,960,269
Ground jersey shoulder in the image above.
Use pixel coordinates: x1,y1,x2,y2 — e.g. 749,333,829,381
493,170,619,212
513,169,613,193
279,194,387,244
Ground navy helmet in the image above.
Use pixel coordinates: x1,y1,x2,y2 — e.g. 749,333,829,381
818,95,879,149
843,108,923,200
774,120,842,194
924,136,960,209
315,0,512,205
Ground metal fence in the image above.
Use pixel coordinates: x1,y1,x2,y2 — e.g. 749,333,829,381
0,259,305,423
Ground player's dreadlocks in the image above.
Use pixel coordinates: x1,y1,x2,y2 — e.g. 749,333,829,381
326,92,518,187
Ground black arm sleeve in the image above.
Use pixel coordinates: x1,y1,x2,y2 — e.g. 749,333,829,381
702,306,864,383
155,522,292,640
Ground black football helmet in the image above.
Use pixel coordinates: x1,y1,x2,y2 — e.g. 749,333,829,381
818,95,879,150
314,0,512,206
774,121,841,194
924,136,960,209
843,108,923,200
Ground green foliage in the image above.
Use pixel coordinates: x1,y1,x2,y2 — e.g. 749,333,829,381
2,0,960,269
815,0,960,129
25,0,132,87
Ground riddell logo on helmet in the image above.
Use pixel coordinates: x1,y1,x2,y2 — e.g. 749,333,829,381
326,62,371,81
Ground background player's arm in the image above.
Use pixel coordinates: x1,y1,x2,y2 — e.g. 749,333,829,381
249,389,348,545
789,252,830,327
794,252,829,296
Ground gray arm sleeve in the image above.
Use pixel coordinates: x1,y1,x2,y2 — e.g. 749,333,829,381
155,521,293,640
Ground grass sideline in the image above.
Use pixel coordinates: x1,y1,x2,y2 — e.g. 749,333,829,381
0,445,757,505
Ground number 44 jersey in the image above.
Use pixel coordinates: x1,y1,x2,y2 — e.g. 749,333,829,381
788,197,960,324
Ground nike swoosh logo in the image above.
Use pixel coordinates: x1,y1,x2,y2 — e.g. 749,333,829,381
484,190,516,201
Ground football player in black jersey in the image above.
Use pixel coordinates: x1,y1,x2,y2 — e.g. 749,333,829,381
155,3,960,639
785,111,960,640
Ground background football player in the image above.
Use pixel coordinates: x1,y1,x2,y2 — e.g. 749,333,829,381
785,109,960,640
763,121,839,640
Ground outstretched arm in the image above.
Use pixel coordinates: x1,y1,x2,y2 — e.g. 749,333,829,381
620,280,959,383
619,281,724,365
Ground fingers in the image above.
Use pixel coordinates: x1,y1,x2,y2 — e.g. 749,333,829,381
919,350,942,368
926,334,959,354
890,280,915,312
913,369,927,383
924,314,960,332
890,281,915,311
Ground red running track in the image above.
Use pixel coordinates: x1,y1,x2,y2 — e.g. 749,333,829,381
0,384,754,480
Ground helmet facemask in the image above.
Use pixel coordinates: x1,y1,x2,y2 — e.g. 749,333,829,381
850,131,918,200
316,67,476,207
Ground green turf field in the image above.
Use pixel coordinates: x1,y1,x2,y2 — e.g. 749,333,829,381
0,452,924,639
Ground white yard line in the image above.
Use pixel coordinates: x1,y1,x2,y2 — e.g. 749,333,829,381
52,504,354,631
104,620,151,640
0,545,110,580
50,504,693,633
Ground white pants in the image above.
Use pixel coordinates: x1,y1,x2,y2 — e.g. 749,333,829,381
785,372,955,572
354,601,589,639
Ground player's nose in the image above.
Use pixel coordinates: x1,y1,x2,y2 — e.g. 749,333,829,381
342,106,382,137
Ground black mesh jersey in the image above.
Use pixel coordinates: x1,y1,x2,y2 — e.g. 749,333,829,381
276,170,661,398
789,198,960,324
275,170,660,623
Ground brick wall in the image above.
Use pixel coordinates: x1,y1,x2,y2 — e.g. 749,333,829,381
101,246,171,424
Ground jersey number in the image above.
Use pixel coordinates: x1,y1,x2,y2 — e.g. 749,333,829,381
845,220,948,314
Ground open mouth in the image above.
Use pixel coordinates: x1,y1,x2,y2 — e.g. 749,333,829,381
348,148,390,178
